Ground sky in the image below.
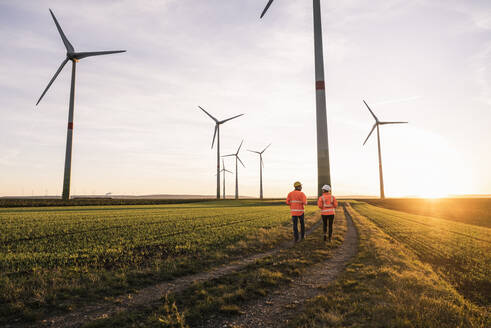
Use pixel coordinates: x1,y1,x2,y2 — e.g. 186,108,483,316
0,0,490,198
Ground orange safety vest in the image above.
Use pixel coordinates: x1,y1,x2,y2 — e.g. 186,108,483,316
317,193,337,215
286,190,307,216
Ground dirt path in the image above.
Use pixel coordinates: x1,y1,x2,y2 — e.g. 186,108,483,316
201,204,358,328
26,218,322,328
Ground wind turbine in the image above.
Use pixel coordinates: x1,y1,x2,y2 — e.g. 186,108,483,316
260,0,331,196
362,100,408,199
198,106,244,199
223,140,246,200
36,9,125,201
216,159,233,199
248,143,272,200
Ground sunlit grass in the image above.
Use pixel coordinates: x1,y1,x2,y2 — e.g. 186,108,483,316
291,203,487,327
351,201,490,307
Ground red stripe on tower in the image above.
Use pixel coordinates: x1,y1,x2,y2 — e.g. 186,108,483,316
68,122,73,130
316,81,325,90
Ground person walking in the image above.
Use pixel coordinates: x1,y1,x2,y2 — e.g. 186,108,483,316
286,181,308,242
317,184,338,242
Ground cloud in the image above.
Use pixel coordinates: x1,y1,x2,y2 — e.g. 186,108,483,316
1,0,490,196
472,43,491,105
374,95,422,106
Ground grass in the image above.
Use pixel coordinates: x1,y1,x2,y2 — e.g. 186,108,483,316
4,198,488,327
291,203,489,328
360,198,491,228
0,201,317,325
81,208,348,328
351,201,490,307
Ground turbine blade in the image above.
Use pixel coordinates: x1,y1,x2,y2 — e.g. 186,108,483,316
237,156,246,168
363,100,379,122
49,9,74,53
198,106,218,122
261,157,264,168
73,50,126,60
261,143,272,153
247,150,261,154
236,140,244,154
220,113,244,124
222,158,225,168
225,169,233,174
36,58,69,106
260,0,275,19
222,154,235,157
379,121,408,125
363,124,377,146
211,125,218,149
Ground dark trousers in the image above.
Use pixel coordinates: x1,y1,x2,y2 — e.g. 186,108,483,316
322,215,335,239
292,214,305,241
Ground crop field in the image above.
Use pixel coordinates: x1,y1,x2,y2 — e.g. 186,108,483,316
292,203,488,328
350,201,491,308
361,198,491,228
85,206,349,328
0,201,318,324
2,199,489,327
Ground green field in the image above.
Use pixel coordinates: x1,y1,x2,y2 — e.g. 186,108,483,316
1,199,489,327
0,201,318,324
292,203,488,327
361,198,491,228
351,201,491,307
85,206,349,328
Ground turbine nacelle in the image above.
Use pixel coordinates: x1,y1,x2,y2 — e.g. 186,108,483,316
36,9,126,107
248,143,272,168
218,159,233,174
198,106,244,149
223,140,245,168
362,100,408,145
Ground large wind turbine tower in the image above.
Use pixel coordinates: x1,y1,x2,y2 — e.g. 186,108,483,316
260,0,331,196
362,100,408,199
36,9,126,200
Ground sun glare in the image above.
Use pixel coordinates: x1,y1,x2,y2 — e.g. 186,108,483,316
416,191,449,199
383,126,474,199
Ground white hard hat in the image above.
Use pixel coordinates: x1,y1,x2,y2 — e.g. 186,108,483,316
322,184,331,192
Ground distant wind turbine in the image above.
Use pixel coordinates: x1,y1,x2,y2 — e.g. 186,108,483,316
36,9,126,201
216,159,233,199
260,0,331,197
248,143,272,200
223,140,246,200
362,100,408,199
198,106,244,199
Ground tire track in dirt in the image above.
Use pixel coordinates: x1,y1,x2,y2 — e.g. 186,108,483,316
200,204,358,328
15,216,323,328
